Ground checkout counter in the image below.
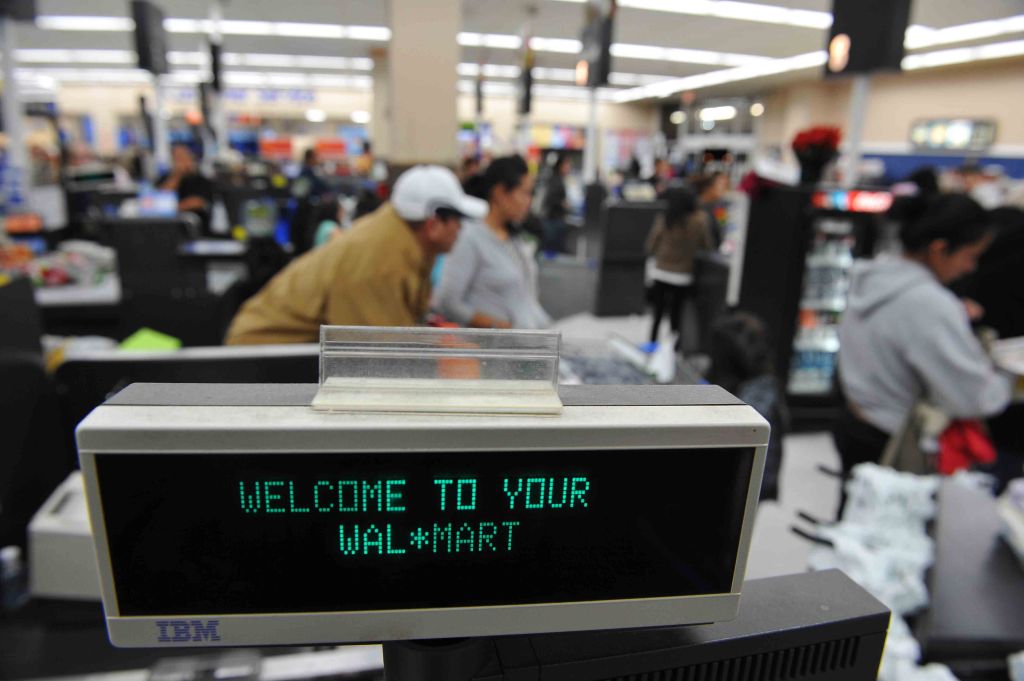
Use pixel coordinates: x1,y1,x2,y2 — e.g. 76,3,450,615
1,327,893,681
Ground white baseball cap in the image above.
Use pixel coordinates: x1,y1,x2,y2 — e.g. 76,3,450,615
391,165,488,221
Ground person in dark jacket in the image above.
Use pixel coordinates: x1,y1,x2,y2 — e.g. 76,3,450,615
645,187,714,346
707,312,788,501
541,154,571,252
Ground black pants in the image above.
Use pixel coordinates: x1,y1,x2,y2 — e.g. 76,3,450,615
649,280,691,344
831,405,890,518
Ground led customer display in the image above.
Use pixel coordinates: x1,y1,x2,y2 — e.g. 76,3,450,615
96,448,753,617
237,476,592,555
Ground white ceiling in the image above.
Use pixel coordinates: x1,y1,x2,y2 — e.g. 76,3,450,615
11,0,1024,101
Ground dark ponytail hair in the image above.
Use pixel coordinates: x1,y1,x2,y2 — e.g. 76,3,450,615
661,186,699,228
706,312,774,394
473,155,529,203
893,193,991,254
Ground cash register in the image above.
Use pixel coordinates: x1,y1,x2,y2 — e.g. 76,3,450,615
75,327,889,680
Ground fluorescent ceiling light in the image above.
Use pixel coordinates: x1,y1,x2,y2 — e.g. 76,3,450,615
457,32,522,49
15,67,150,83
308,74,372,88
351,110,371,124
237,54,295,68
35,15,133,31
529,37,583,53
37,14,390,41
164,18,212,33
614,50,826,102
16,48,137,65
275,22,345,38
457,79,617,102
306,109,328,123
699,105,737,121
551,0,831,29
345,26,392,41
608,72,668,86
460,31,767,66
904,14,1024,49
902,39,1024,70
611,43,766,66
169,52,208,66
167,71,205,85
296,56,373,70
216,20,273,35
533,67,577,81
456,63,664,86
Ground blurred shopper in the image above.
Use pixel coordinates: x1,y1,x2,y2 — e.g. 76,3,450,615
959,164,1004,209
903,167,940,198
225,166,487,344
695,171,729,249
707,312,787,501
297,148,329,199
459,156,482,183
433,155,550,330
312,197,353,247
541,154,571,253
645,187,714,347
834,193,1012,478
157,144,215,234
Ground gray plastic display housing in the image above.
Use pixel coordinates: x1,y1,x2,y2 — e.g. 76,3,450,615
77,382,769,648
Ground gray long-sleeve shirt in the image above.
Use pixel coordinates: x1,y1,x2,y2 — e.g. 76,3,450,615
433,220,551,329
838,255,1011,434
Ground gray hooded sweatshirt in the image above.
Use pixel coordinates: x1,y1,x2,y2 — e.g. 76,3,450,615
838,254,1011,434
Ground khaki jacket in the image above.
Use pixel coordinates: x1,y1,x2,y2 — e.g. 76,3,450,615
225,204,432,345
644,211,714,276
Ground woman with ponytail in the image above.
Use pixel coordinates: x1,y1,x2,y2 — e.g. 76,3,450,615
433,155,551,329
833,192,1012,477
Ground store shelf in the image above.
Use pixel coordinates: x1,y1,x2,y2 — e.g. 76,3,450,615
805,254,853,269
800,298,847,313
787,378,834,396
793,339,840,353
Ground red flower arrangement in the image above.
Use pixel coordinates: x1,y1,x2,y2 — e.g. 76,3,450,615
792,126,841,153
792,126,842,185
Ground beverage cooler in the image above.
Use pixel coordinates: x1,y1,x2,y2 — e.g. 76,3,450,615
737,185,893,429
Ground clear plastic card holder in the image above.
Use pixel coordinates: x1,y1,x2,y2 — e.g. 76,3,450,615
311,326,563,415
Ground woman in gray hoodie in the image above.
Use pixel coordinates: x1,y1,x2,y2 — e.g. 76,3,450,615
834,193,1012,477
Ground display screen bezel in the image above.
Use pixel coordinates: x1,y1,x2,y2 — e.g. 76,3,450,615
80,441,765,646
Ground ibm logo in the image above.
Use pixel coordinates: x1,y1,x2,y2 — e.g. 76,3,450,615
156,620,221,643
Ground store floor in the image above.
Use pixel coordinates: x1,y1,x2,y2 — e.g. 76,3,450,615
746,432,841,579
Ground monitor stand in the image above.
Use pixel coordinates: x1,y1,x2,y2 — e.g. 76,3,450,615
379,570,890,681
382,638,493,681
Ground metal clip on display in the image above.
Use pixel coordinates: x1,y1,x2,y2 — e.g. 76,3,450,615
311,326,563,415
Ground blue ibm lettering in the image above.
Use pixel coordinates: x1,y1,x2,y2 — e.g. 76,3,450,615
156,620,221,643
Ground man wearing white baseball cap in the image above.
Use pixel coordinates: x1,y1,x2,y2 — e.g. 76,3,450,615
226,165,488,344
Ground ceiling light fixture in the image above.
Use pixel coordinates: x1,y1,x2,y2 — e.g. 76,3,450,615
902,38,1024,70
529,37,583,53
614,50,827,102
610,43,767,66
750,102,765,117
904,14,1024,49
457,32,522,49
669,110,685,125
34,15,134,31
550,0,831,29
699,105,737,121
305,109,328,123
36,15,390,41
351,110,371,124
